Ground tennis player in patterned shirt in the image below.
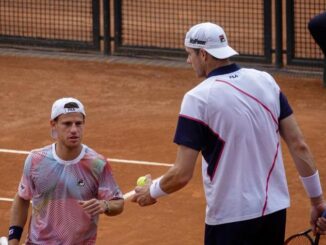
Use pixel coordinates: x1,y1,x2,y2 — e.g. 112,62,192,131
8,97,124,245
132,22,326,244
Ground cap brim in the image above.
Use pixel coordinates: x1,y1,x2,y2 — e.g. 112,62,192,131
205,46,239,59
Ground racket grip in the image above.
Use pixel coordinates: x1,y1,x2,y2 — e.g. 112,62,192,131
314,210,326,244
322,210,326,218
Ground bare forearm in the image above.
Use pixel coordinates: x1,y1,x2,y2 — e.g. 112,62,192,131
10,193,30,227
131,145,199,206
105,199,124,216
288,141,316,177
160,167,191,194
8,194,30,245
160,145,199,194
280,115,316,177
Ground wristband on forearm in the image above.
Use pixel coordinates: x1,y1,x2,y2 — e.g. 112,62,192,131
149,176,168,199
300,171,323,198
8,226,23,241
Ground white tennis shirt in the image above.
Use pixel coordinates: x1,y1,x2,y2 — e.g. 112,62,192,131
174,64,292,225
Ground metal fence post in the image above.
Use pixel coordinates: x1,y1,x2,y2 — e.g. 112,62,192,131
114,0,122,49
264,0,272,63
275,0,283,68
103,0,111,55
92,0,100,50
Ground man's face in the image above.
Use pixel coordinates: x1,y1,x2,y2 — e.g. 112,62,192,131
51,112,85,149
185,47,206,78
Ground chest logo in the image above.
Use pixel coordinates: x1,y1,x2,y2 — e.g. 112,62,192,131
77,179,85,187
229,74,238,79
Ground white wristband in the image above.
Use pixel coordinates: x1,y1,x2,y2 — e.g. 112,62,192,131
300,171,323,198
149,176,168,199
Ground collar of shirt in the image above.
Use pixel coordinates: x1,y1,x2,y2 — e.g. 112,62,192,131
207,63,241,78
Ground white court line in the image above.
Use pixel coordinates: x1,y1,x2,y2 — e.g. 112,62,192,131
1,192,135,202
0,198,13,202
0,148,173,167
0,148,167,202
0,149,29,155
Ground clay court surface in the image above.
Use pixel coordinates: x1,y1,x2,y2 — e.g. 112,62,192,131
0,54,325,244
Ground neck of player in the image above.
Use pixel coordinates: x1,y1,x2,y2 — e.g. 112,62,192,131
55,143,83,161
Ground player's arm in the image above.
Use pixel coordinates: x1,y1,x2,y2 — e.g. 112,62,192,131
8,193,30,245
79,198,124,217
131,145,199,206
279,114,326,233
159,145,199,193
279,114,316,176
103,198,124,216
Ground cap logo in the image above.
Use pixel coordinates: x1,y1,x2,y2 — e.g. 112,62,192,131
64,108,77,113
189,38,206,45
219,35,226,43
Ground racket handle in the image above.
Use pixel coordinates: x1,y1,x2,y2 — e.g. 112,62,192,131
315,210,326,244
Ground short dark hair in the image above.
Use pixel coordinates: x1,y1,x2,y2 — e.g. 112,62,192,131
64,102,79,109
193,48,200,55
193,48,220,61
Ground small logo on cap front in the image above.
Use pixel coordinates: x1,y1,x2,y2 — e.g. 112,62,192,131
64,108,77,113
219,35,226,43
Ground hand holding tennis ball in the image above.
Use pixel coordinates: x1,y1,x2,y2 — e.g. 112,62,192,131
132,174,157,206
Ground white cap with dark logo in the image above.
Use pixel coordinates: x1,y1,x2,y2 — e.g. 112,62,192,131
184,22,238,59
51,97,86,120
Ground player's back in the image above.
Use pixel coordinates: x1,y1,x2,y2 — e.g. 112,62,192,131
191,66,289,225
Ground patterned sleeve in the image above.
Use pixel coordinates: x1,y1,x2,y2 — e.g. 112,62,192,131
18,153,34,200
98,160,123,200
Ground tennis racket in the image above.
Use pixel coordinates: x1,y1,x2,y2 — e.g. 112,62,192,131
284,210,326,245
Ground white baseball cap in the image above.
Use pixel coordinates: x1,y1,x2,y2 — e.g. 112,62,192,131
51,97,86,120
184,22,238,59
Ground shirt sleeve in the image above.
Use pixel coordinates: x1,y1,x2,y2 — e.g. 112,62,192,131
173,89,208,151
18,154,34,200
279,91,293,120
98,160,124,200
173,115,207,151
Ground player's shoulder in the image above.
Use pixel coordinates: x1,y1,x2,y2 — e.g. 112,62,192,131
83,145,107,165
25,145,52,166
242,67,280,89
29,145,51,158
184,77,213,100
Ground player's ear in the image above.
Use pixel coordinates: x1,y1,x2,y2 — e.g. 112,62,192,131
199,49,208,60
50,119,58,139
50,119,56,127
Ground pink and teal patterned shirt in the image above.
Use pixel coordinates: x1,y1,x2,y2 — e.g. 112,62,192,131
18,143,123,245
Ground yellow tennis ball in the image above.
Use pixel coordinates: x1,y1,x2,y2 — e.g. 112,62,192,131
136,176,147,186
